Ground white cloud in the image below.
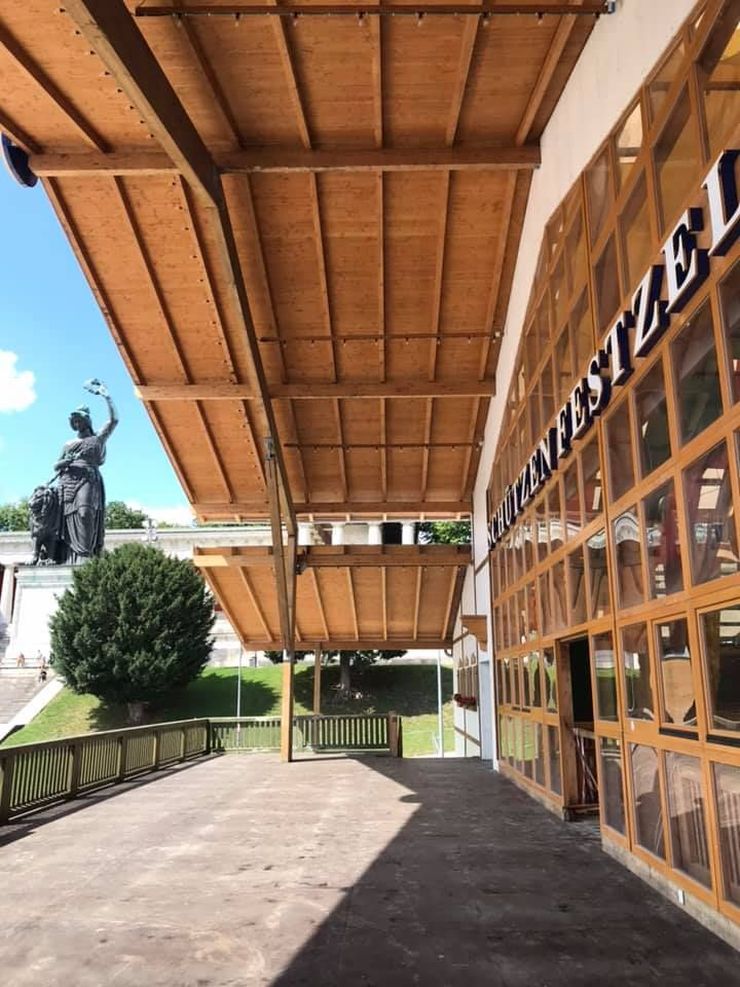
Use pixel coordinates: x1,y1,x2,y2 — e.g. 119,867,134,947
127,501,196,527
0,351,36,413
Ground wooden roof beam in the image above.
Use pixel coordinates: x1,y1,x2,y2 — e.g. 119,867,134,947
135,381,495,400
29,145,541,177
136,4,614,18
194,499,472,516
195,547,471,568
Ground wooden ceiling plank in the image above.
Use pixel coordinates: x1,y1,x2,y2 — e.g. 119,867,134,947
380,398,387,500
377,174,385,382
30,144,542,175
515,12,578,146
446,16,479,146
0,21,107,151
370,13,383,149
310,567,330,640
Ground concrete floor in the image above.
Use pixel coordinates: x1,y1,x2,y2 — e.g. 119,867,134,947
0,755,738,987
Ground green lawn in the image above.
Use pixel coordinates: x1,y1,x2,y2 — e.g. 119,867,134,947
3,662,455,756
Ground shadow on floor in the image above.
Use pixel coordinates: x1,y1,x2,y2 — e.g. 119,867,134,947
272,757,739,987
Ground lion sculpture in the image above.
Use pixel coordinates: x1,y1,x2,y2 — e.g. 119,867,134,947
29,485,65,566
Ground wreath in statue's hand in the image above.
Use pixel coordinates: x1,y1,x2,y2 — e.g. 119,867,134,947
83,378,108,398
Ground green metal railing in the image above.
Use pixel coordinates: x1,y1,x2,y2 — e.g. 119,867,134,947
0,713,402,824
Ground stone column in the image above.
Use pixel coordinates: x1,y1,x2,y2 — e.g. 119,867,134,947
0,565,15,624
367,522,382,545
401,522,416,545
331,523,345,546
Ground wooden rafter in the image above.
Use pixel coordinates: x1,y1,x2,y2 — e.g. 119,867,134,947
28,144,542,176
194,546,471,568
194,499,471,516
381,566,388,641
137,3,613,18
442,568,464,641
347,569,359,640
515,10,579,145
446,16,479,145
413,567,423,639
238,568,272,639
310,568,330,640
270,4,312,148
176,14,243,145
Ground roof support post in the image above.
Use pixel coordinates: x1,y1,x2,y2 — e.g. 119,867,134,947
313,643,323,715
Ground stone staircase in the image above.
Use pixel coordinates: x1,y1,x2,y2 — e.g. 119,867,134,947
0,669,48,725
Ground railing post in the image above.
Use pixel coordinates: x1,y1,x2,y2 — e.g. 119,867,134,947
0,752,15,824
204,719,211,755
180,726,187,762
152,728,161,771
68,741,82,798
116,735,128,783
388,713,398,756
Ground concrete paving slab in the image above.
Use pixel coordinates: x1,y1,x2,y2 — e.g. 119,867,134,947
0,755,737,986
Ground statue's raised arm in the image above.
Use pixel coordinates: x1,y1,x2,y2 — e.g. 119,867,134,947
83,378,118,443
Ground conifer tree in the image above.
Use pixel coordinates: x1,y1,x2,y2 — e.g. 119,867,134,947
50,544,214,719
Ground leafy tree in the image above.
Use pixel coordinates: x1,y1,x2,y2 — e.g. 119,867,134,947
418,520,471,545
50,543,214,721
265,647,406,698
0,499,29,531
105,500,148,530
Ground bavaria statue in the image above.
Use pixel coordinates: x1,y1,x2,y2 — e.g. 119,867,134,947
29,379,118,565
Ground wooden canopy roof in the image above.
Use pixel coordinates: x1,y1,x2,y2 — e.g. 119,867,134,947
0,0,605,647
196,544,470,649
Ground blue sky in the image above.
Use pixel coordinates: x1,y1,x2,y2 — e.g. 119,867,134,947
0,167,192,524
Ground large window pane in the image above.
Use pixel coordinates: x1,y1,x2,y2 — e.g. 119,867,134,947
630,744,666,859
635,359,671,477
684,441,739,585
666,753,712,889
615,102,643,189
622,623,654,720
719,259,740,404
522,721,534,779
548,724,562,795
533,722,546,787
548,484,564,552
552,561,567,631
587,529,610,618
526,651,541,708
594,235,620,335
600,737,626,835
563,461,581,541
648,41,685,121
571,290,593,373
655,86,699,231
566,209,588,294
614,507,645,608
714,762,740,907
581,435,603,524
656,618,696,728
568,548,587,626
700,17,740,157
555,327,573,405
544,648,558,712
586,146,613,245
539,572,552,637
644,481,683,598
606,400,635,501
620,172,652,289
702,604,740,733
535,496,548,563
593,631,618,722
541,357,555,425
672,301,723,445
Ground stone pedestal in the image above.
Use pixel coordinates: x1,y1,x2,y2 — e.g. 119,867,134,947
6,566,74,662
